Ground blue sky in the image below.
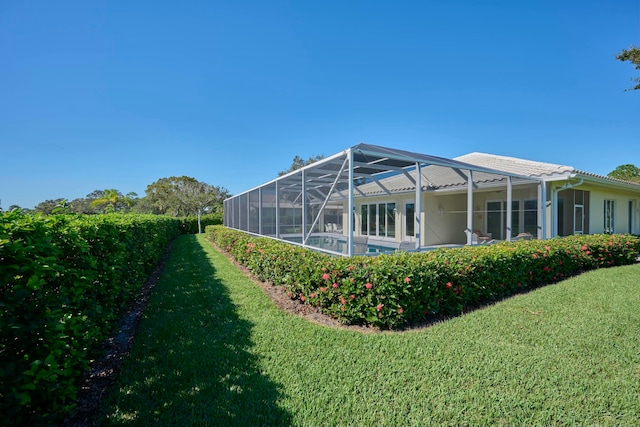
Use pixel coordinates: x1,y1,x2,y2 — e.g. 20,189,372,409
1,0,638,209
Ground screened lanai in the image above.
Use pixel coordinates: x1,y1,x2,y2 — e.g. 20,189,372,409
223,143,546,256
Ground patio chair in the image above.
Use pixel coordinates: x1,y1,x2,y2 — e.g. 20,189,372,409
512,232,533,241
352,236,369,255
398,241,416,251
470,230,493,245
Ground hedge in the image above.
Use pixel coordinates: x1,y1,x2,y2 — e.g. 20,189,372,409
0,211,181,425
178,212,223,235
206,226,640,330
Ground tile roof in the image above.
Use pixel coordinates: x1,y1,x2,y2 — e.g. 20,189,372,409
454,152,574,179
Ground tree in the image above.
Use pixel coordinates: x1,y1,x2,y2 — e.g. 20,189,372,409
90,189,136,213
616,46,640,91
608,164,640,183
68,190,105,214
278,154,325,176
177,180,230,233
145,176,229,231
130,196,158,214
34,198,67,215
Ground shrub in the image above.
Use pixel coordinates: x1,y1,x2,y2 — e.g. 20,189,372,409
179,213,223,235
206,226,640,330
0,211,181,425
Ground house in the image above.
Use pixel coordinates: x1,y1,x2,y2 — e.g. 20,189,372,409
224,144,640,256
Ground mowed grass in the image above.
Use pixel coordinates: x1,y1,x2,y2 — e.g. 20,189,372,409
99,234,640,426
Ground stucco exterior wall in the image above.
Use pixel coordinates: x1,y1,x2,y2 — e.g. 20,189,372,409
584,185,638,234
350,180,639,248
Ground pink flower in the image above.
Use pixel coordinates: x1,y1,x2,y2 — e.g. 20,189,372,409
300,295,306,302
322,273,330,280
365,282,373,289
340,297,346,305
332,283,339,288
310,293,316,298
543,266,551,272
319,287,326,292
398,307,404,314
582,245,588,251
446,282,453,289
350,294,355,300
376,303,384,312
404,277,411,283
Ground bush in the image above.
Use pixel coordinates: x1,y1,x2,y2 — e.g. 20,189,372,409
0,211,181,425
206,226,640,330
179,213,223,235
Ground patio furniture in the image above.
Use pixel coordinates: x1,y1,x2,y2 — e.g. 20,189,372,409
398,241,416,251
352,236,369,255
512,232,533,241
471,230,494,245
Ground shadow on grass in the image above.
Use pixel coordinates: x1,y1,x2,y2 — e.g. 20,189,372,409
101,235,291,426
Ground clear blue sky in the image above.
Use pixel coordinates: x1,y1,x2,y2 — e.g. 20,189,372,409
1,0,639,209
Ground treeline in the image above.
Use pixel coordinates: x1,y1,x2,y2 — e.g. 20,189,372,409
4,176,230,234
9,175,230,216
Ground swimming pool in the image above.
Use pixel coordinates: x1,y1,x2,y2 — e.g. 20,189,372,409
283,235,396,255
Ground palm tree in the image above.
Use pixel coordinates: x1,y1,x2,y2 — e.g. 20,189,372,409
90,189,135,213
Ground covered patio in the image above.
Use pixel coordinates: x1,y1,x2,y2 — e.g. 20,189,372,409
223,144,546,256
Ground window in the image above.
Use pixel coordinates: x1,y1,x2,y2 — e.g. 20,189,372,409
361,205,368,235
486,199,537,239
523,200,538,236
405,202,415,238
574,191,585,235
604,200,615,234
361,202,396,238
368,204,377,236
386,203,396,238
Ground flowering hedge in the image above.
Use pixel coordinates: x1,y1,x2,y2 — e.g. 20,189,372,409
0,211,181,425
207,226,640,330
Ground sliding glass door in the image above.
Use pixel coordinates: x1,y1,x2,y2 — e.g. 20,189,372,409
360,202,396,238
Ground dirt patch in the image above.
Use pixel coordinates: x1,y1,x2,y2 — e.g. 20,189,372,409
63,243,173,427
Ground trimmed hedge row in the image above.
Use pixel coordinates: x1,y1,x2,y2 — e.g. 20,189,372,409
0,211,181,425
206,226,640,329
178,213,223,235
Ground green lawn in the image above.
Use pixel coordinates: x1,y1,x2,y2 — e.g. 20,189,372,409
99,234,640,426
